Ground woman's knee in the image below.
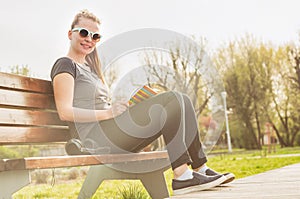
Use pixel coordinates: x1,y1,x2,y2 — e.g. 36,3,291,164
159,90,182,101
152,90,191,110
182,93,193,104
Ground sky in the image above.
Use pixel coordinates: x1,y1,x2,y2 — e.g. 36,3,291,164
1,0,300,79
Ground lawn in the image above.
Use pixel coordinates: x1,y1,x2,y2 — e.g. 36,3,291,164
13,147,300,199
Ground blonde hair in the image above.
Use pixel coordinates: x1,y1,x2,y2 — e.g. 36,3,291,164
71,9,105,83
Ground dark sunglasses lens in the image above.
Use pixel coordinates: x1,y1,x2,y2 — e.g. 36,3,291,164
79,29,89,37
92,34,101,41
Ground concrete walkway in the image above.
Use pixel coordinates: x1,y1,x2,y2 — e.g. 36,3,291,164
170,163,300,199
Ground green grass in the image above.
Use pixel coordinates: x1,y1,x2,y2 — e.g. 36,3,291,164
117,183,150,199
206,153,300,179
13,147,300,199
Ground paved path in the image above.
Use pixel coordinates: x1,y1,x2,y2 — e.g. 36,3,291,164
170,163,300,199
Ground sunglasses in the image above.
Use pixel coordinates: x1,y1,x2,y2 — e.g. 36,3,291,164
72,27,102,41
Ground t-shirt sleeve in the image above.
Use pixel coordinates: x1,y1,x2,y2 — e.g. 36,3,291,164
50,57,76,80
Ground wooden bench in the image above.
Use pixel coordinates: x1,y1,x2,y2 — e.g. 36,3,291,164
0,72,170,199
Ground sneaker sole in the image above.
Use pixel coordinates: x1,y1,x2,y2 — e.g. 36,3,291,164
173,175,227,195
222,173,235,184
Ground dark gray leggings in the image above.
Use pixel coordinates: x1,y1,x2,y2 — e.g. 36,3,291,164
86,91,207,170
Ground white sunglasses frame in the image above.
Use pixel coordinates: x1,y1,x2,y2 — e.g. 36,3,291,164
72,27,102,41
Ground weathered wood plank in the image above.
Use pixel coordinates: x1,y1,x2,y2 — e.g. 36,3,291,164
4,151,169,170
0,108,65,126
0,89,55,109
0,126,70,144
0,72,53,93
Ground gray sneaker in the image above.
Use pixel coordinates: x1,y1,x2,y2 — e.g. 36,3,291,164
205,168,235,184
172,172,227,195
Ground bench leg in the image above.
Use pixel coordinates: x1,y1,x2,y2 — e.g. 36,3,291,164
140,171,169,199
78,163,170,199
0,170,30,199
78,165,107,199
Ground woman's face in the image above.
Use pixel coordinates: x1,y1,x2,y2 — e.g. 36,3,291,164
69,17,100,56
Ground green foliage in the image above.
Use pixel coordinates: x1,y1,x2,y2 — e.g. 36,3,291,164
295,134,300,146
9,65,31,76
214,34,300,149
227,117,247,148
215,34,274,149
0,146,19,159
266,45,300,147
0,146,39,159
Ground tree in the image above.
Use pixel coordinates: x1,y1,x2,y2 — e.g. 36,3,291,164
141,38,226,150
265,45,300,147
288,46,300,91
143,39,216,118
215,34,274,149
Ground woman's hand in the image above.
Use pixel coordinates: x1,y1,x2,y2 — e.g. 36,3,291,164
110,100,129,118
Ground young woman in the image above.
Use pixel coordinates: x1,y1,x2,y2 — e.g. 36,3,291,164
51,9,234,195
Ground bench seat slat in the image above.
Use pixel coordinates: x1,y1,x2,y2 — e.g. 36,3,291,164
0,108,65,126
0,89,55,110
0,72,52,93
0,126,70,144
2,151,169,171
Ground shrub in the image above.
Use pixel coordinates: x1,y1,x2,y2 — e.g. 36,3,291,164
67,168,80,180
118,183,150,199
0,145,39,159
0,146,19,159
79,167,89,177
32,170,50,184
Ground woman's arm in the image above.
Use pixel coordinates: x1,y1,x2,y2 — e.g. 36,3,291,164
53,73,127,122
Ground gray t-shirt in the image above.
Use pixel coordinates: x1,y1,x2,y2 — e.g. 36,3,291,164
51,57,111,139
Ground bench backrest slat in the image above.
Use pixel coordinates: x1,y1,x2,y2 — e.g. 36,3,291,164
0,72,53,93
0,89,55,109
0,126,70,144
0,72,69,145
0,108,65,126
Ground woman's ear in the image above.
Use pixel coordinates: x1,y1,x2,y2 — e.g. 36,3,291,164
68,30,72,40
